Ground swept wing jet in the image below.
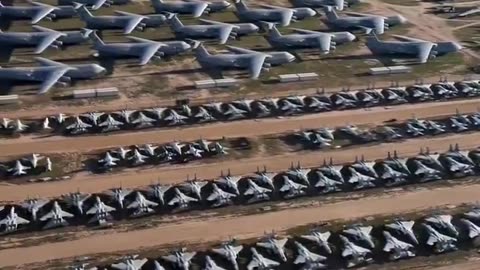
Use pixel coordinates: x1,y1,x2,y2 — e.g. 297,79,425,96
343,225,375,249
0,26,64,54
286,162,311,186
339,235,372,268
0,206,30,233
147,184,171,204
0,2,71,24
423,224,457,253
223,103,248,120
256,234,288,262
204,255,226,270
293,241,327,269
140,143,158,157
105,187,132,208
8,160,30,176
86,196,116,225
265,24,334,54
185,144,203,158
114,147,131,160
13,119,28,133
21,198,48,221
425,214,459,236
131,112,156,127
162,249,196,270
384,220,418,245
127,191,158,216
382,231,415,260
280,175,308,199
180,179,208,199
151,0,229,17
168,187,198,210
207,183,237,207
323,8,386,34
301,229,332,254
39,201,74,229
63,191,91,214
98,114,124,131
247,247,280,270
212,242,243,270
252,166,276,189
460,218,480,239
194,106,216,122
244,178,272,203
164,109,189,125
216,171,242,195
111,256,148,270
129,149,149,165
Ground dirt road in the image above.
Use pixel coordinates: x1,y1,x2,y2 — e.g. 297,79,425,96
1,183,478,268
1,99,479,157
1,131,479,202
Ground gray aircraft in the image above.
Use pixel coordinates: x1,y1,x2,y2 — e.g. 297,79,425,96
292,0,344,10
111,256,148,270
129,149,148,165
21,198,48,221
207,183,237,207
366,34,462,63
35,27,93,46
280,176,308,199
164,109,188,125
293,241,327,270
0,26,64,54
464,208,480,221
423,224,457,253
60,0,124,10
39,201,74,229
343,225,375,249
8,160,30,176
385,220,419,245
216,171,242,195
323,8,387,34
63,191,90,215
76,5,167,34
105,187,132,209
132,112,156,127
147,184,171,205
233,0,316,26
339,235,372,268
460,218,480,239
0,2,76,24
243,178,272,203
151,0,230,17
247,247,280,270
204,255,226,270
86,196,116,225
162,249,196,270
286,163,311,186
212,242,243,270
224,104,248,120
252,166,276,189
425,214,459,236
168,187,198,211
315,164,344,193
0,207,30,233
180,179,208,199
127,191,158,216
99,114,124,132
301,229,333,254
256,234,288,262
167,13,258,44
382,231,415,260
66,116,92,134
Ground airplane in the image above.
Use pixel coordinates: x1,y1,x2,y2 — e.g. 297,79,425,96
0,1,75,24
166,13,253,44
129,149,149,165
425,120,446,134
252,166,276,189
366,34,462,64
207,183,237,207
315,163,344,193
440,155,474,176
216,170,242,195
293,241,327,269
23,153,43,169
127,191,158,216
45,157,52,172
147,183,171,205
323,8,386,34
180,179,208,199
167,141,185,156
306,96,332,111
343,225,375,249
162,249,196,270
194,106,216,122
91,32,170,65
140,144,158,157
164,109,189,125
212,242,243,270
423,224,457,253
98,114,124,131
204,255,226,270
382,231,415,260
233,0,315,27
232,99,256,112
279,175,308,199
205,101,224,114
342,10,408,30
152,260,166,270
278,99,303,115
0,206,30,233
0,117,12,129
63,191,91,214
292,0,345,10
243,178,272,203
114,147,131,160
464,208,480,221
425,214,459,237
376,154,411,186
339,235,372,268
114,109,135,124
286,162,311,186
39,201,74,229
0,26,64,55
21,198,48,221
76,5,166,34
105,187,132,209
384,220,419,245
449,117,470,132
131,112,157,127
460,218,480,239
151,0,230,17
65,117,92,135
298,130,332,148
86,196,116,225
60,0,123,10
301,230,332,254
167,188,198,211
42,117,51,130
194,139,212,152
256,233,288,262
193,41,294,80
8,160,31,176
224,104,248,120
247,247,280,270
13,119,29,133
111,256,148,270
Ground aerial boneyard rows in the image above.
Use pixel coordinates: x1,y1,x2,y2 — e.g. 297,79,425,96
0,0,463,94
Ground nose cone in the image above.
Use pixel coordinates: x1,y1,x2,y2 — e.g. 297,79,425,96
306,8,316,17
220,0,231,8
452,42,463,51
397,15,408,24
286,52,296,62
94,64,107,76
181,42,192,51
346,32,356,42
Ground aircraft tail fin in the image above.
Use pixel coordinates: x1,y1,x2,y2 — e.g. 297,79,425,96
90,31,104,46
267,23,281,38
324,7,339,21
167,13,184,30
191,41,210,57
0,2,4,7
234,0,248,11
35,57,67,67
75,3,93,20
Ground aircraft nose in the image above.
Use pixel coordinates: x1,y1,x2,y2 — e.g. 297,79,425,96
95,65,107,76
346,32,356,42
306,8,316,17
221,0,231,7
397,15,408,24
181,42,192,50
286,52,296,62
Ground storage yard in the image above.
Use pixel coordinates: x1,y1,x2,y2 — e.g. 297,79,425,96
2,0,480,269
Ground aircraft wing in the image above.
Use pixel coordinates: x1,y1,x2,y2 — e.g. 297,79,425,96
39,211,55,221
138,43,163,65
127,201,140,209
392,35,428,43
291,28,320,35
192,2,209,17
36,67,72,94
0,217,9,225
61,210,74,218
416,42,435,64
248,54,269,79
207,192,220,201
31,6,56,24
383,241,394,252
294,255,306,264
35,33,63,54
131,259,148,269
184,252,196,261
123,16,146,34
168,196,180,206
86,205,100,215
279,9,295,26
247,260,259,270
218,26,234,44
92,0,108,9
212,248,228,257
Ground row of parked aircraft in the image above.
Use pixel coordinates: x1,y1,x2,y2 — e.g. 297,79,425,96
97,139,228,169
2,144,480,234
0,153,52,177
2,79,479,135
68,209,480,270
294,111,480,148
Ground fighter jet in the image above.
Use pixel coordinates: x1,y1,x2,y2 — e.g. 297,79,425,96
297,130,332,148
21,198,48,221
129,149,149,165
180,179,208,199
278,98,303,115
343,225,375,249
366,34,462,63
151,0,230,17
305,96,332,111
91,32,168,65
0,2,74,24
12,119,29,133
243,178,272,203
194,106,216,122
256,234,288,262
339,235,372,268
223,104,248,120
286,162,311,186
212,242,243,270
252,166,276,189
0,117,12,129
247,247,280,270
98,114,124,132
265,24,335,54
167,141,185,156
131,112,156,127
147,184,171,205
293,241,327,270
207,183,237,207
168,187,198,211
382,231,415,260
8,160,31,176
384,220,419,245
216,170,242,195
23,153,42,168
114,147,131,160
39,201,74,229
464,208,480,221
164,109,189,125
162,249,196,270
0,206,30,233
111,256,148,270
105,187,132,209
86,196,116,225
233,0,315,26
375,152,411,186
193,41,294,79
301,229,332,254
279,175,308,199
127,191,158,216
0,26,64,55
425,214,459,237
63,191,90,215
459,218,480,239
204,255,226,270
76,5,166,34
140,144,158,157
423,224,457,253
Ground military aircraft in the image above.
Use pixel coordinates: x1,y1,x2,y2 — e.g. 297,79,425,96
140,144,158,157
83,112,104,126
114,147,131,160
366,34,462,64
342,225,375,249
207,183,237,207
76,4,166,34
129,149,149,165
339,235,372,268
297,129,332,148
0,206,30,233
464,208,480,221
243,178,272,203
39,201,74,229
216,170,242,195
204,255,226,270
292,0,345,10
233,0,315,26
375,152,410,186
0,26,64,54
252,166,276,189
293,241,327,269
286,162,311,186
98,114,124,132
194,106,216,122
279,175,308,199
147,184,171,205
256,234,288,262
315,162,344,193
425,214,459,237
212,242,243,270
126,191,158,216
460,218,480,239
180,179,208,199
151,0,230,17
162,249,196,270
423,224,457,253
86,196,116,225
168,188,198,211
8,160,30,176
322,8,386,34
247,247,280,270
12,119,29,133
131,112,157,127
105,187,132,209
111,256,148,270
382,231,415,260
164,109,189,125
301,229,332,254
0,1,75,24
265,24,334,54
223,104,248,120
21,198,48,221
384,220,419,245
63,191,91,215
